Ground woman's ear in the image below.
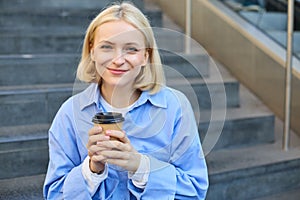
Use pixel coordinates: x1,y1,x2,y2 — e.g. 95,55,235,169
90,49,95,61
142,49,149,66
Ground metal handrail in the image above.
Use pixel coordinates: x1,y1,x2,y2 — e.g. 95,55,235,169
283,0,294,151
185,0,191,53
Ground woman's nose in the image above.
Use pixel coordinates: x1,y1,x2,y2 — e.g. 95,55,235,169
112,50,125,66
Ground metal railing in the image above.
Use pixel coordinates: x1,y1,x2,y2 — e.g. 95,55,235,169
190,0,300,151
283,0,295,151
185,0,191,53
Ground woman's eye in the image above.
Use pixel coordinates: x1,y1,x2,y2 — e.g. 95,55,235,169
99,45,113,50
125,47,139,53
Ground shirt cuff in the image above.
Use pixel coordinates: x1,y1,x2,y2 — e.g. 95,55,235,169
82,156,108,196
128,155,150,189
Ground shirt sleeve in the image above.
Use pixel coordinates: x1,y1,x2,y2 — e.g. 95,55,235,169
82,156,108,196
43,128,93,200
128,155,150,189
43,99,94,200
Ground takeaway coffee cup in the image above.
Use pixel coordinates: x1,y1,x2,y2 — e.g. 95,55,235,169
92,112,125,140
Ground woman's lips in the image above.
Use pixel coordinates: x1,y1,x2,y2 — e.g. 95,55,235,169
107,68,129,75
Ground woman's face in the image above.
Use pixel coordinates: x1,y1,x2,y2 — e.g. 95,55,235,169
91,20,148,89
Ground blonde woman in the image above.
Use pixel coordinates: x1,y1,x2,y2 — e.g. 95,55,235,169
43,2,208,199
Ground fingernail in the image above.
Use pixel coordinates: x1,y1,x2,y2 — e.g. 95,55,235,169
106,130,112,135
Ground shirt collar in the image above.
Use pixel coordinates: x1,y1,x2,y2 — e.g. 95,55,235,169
79,83,167,111
134,87,167,109
79,83,101,111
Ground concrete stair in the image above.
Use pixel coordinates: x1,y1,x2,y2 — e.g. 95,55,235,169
0,174,45,200
1,0,300,199
0,0,145,10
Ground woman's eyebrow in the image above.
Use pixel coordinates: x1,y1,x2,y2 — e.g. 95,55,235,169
98,40,114,44
124,42,145,48
96,40,143,47
125,42,139,45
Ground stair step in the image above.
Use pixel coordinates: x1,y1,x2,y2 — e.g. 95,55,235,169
206,138,300,199
253,187,300,200
0,84,76,126
0,52,209,86
0,124,49,151
161,51,210,79
0,82,273,179
199,84,274,151
0,7,161,28
0,0,144,10
0,174,45,199
0,54,79,86
0,124,49,179
0,145,48,180
168,77,239,110
0,27,85,54
0,75,238,126
0,112,273,179
0,26,192,55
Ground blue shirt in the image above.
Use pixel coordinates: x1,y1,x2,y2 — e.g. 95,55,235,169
43,83,209,199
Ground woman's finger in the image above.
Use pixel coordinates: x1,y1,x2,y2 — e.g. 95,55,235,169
97,140,132,152
88,126,103,136
90,154,107,163
87,133,110,148
89,144,109,155
102,152,142,172
100,150,130,160
105,130,130,144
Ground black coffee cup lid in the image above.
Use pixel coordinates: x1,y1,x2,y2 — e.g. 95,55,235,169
92,112,124,124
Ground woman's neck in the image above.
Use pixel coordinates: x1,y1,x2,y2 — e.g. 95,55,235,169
100,83,141,108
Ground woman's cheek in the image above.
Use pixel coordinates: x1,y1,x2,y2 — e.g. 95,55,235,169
95,59,110,76
126,54,147,67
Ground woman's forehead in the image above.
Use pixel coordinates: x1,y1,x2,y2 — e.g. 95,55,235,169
94,20,145,44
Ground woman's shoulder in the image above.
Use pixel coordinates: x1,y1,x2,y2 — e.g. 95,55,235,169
159,86,189,102
56,83,97,115
152,86,191,109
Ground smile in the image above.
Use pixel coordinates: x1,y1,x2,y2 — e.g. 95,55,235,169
107,68,129,75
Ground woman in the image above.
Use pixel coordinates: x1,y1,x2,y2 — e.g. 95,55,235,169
43,2,208,199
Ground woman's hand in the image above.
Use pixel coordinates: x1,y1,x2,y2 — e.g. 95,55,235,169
97,129,142,173
87,126,110,174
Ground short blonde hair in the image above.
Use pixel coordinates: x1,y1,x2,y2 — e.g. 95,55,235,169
76,2,165,94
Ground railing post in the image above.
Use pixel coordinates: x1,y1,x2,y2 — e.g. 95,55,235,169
185,0,191,54
283,0,294,151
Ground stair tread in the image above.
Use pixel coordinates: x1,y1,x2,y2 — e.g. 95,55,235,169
0,72,236,95
253,187,300,200
0,51,206,61
0,51,232,91
0,26,85,37
207,141,300,175
0,6,158,16
0,83,76,95
0,52,78,60
0,0,145,10
0,174,45,199
0,124,50,143
0,84,271,143
202,84,272,121
207,114,300,176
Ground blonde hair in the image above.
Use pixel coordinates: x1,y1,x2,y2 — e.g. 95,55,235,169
76,2,165,94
